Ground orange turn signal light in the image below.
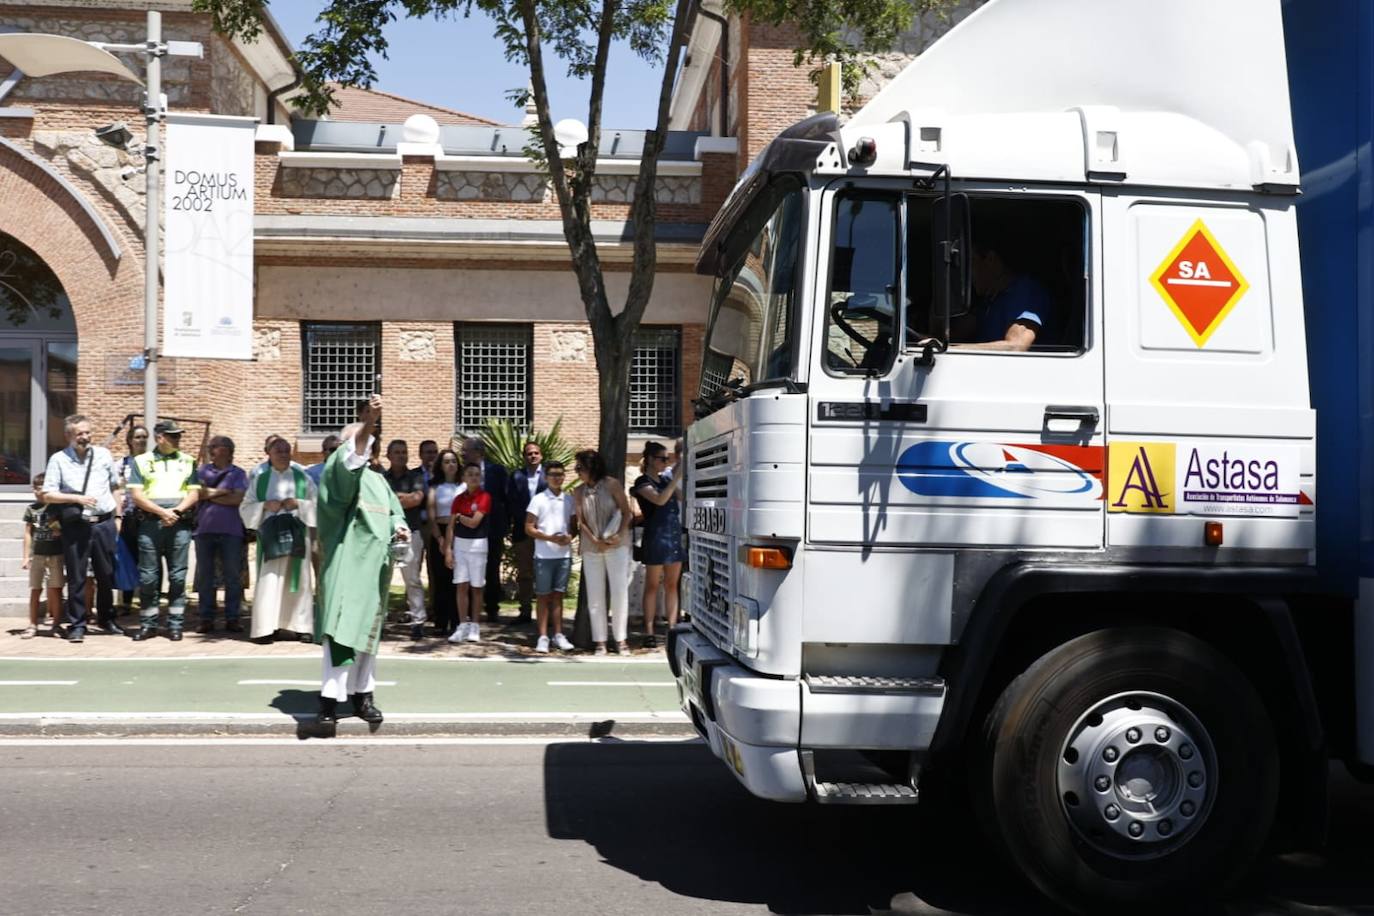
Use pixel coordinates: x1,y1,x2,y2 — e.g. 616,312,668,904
1204,522,1224,547
745,546,792,570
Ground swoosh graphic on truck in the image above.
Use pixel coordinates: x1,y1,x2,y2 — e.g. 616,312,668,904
895,441,1105,501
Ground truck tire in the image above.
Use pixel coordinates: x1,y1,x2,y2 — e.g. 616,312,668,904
978,626,1278,912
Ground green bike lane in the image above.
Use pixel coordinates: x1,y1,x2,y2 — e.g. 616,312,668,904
0,655,687,730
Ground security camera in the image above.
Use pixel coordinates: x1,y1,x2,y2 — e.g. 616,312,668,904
119,165,144,181
95,122,135,149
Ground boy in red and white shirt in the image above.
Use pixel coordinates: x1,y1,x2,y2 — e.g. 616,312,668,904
444,464,490,643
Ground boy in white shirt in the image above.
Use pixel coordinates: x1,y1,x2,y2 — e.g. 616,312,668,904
524,460,575,653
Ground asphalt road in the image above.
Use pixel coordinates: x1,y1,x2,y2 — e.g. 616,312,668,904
2,741,1371,916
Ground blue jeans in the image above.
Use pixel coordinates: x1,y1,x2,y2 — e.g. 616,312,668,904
195,533,244,622
138,518,192,630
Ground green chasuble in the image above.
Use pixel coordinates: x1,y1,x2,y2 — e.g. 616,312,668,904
315,438,406,665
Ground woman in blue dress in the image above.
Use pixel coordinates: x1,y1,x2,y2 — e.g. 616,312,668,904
632,440,684,650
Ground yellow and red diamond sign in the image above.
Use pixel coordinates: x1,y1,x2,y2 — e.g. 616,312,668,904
1149,219,1250,347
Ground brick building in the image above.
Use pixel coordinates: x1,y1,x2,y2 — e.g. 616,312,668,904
0,0,976,495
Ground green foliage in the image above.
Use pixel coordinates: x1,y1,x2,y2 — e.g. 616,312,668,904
476,417,574,472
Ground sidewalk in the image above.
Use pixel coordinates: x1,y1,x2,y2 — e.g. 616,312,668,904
0,607,690,739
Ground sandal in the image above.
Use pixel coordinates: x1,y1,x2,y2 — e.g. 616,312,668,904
19,625,37,639
616,641,631,655
593,644,608,656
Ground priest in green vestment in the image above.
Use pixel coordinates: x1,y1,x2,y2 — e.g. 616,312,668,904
315,395,409,725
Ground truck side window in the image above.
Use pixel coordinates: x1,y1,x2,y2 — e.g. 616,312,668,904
825,193,901,375
955,198,1085,353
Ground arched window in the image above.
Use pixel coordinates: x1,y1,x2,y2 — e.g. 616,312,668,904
0,232,76,333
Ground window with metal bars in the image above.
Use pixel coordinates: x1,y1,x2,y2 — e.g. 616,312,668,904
454,323,532,433
301,323,380,434
630,326,681,436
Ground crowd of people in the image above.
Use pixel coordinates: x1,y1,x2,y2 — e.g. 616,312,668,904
20,400,688,662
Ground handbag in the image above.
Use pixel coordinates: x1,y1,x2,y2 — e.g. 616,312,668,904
54,451,95,525
113,536,139,592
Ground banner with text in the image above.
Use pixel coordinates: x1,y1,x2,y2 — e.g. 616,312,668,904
163,113,257,360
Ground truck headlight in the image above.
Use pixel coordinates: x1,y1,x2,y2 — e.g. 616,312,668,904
731,597,759,658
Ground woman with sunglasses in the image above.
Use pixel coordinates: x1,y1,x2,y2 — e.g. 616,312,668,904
425,448,463,637
631,440,684,649
572,449,634,655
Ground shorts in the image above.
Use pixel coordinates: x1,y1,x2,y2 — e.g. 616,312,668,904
29,555,65,590
452,538,488,588
534,556,572,596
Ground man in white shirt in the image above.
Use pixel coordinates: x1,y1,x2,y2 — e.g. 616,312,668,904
524,460,574,654
42,414,123,642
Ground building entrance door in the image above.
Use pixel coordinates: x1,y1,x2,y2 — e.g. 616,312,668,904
0,232,78,492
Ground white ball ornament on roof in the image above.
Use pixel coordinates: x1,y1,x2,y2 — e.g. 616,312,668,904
402,114,441,145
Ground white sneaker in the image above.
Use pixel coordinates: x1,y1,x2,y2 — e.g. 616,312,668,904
552,632,574,652
447,623,466,644
465,623,481,643
535,635,550,654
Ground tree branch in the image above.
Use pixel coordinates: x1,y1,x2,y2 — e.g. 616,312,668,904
619,0,692,333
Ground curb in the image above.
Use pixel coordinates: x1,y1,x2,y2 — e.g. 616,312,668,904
0,716,698,739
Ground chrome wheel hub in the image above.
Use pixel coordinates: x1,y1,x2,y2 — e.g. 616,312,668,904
1057,691,1216,859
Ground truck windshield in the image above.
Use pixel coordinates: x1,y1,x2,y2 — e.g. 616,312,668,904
700,181,805,402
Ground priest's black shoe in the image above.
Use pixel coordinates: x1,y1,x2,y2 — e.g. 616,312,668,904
317,696,338,726
96,616,124,636
131,627,158,641
351,692,384,724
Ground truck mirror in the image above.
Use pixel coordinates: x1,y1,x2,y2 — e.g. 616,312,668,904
933,193,972,332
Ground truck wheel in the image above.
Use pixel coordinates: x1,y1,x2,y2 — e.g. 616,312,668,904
979,626,1278,912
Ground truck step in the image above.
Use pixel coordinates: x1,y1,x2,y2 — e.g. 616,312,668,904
814,781,919,804
804,674,946,694
801,749,922,805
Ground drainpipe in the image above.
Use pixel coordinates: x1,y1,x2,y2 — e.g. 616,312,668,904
265,67,302,125
697,5,730,137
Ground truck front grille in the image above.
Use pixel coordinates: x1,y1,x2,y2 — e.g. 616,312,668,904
689,532,732,649
692,442,729,499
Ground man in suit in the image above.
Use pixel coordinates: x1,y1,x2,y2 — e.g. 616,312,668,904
462,437,509,623
506,440,547,626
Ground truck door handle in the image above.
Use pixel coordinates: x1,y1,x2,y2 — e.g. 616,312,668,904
1044,405,1100,425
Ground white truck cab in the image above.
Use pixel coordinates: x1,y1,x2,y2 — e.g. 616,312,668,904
670,0,1338,909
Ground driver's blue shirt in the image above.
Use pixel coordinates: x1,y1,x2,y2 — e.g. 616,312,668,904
975,274,1054,344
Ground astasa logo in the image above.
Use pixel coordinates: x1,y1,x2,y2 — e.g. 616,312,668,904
1107,442,1176,514
896,441,1103,501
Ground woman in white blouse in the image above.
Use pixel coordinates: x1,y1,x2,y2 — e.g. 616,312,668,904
240,437,317,643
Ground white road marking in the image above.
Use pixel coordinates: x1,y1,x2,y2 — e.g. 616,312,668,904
546,681,676,687
0,710,689,722
0,654,667,664
0,680,78,686
0,736,704,748
237,679,397,686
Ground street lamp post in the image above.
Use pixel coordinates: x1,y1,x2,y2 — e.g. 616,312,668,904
142,10,163,432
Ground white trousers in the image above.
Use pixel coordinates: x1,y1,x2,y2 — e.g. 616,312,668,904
320,637,377,701
583,544,631,643
398,531,425,624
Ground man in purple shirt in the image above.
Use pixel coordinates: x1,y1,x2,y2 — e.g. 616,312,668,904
195,435,248,633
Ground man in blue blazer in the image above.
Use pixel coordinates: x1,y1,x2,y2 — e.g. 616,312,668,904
506,441,547,626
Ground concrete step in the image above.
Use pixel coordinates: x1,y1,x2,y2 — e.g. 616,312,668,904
0,576,31,603
0,519,23,539
0,538,20,558
0,556,29,577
